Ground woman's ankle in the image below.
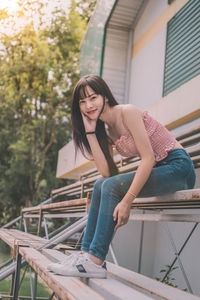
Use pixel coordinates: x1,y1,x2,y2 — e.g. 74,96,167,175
89,253,103,265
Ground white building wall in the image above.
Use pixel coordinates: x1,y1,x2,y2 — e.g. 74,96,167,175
109,0,200,295
129,28,166,108
107,218,157,277
129,0,167,108
133,0,168,41
153,217,200,295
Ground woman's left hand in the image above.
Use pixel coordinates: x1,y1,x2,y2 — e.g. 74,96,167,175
113,200,132,231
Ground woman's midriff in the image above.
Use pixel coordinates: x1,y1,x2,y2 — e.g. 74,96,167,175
172,140,184,150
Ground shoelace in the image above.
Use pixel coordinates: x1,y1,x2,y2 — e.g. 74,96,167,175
60,252,81,265
62,253,76,263
72,253,88,266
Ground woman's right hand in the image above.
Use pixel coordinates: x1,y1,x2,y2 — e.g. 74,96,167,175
81,113,97,132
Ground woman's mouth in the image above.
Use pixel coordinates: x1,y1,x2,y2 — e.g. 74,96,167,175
87,109,97,115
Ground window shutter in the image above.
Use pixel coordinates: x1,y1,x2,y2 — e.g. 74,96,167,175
168,0,175,4
163,0,200,96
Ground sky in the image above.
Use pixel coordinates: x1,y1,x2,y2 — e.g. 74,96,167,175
0,0,19,12
0,0,72,35
0,0,71,15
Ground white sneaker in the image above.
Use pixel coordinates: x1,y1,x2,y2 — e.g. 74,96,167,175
47,252,82,272
49,253,107,278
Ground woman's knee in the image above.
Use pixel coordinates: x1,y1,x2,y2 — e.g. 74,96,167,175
101,176,120,195
93,177,107,194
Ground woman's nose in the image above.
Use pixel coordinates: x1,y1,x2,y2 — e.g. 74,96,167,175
86,101,93,109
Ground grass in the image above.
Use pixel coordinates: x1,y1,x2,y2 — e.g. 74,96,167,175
0,277,51,297
0,248,51,298
0,242,11,264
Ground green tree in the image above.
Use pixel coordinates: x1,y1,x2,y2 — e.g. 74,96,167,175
75,0,97,22
0,0,87,224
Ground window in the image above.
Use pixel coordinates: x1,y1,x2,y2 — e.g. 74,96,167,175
163,0,200,96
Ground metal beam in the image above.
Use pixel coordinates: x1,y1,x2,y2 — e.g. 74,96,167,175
13,254,22,300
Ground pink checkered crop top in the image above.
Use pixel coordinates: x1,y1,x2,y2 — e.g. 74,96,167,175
114,111,176,162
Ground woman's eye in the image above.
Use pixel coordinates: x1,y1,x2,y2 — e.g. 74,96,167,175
79,100,85,104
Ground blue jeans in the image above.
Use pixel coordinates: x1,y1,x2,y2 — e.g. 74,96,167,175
81,149,196,260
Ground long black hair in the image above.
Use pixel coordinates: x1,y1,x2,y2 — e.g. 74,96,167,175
71,75,118,176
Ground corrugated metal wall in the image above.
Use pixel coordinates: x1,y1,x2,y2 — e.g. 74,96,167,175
102,28,129,103
102,0,145,104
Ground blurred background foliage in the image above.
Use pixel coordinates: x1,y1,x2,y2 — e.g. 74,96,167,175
0,0,96,225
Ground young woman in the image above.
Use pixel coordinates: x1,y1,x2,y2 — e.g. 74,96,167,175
48,74,196,278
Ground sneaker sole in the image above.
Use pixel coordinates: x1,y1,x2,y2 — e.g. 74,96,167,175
54,270,107,278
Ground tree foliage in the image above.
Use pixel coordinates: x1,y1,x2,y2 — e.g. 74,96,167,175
75,0,97,22
0,0,93,224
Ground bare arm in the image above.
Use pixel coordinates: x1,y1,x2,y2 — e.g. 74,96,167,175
86,134,112,177
113,106,155,229
123,106,155,196
82,113,112,177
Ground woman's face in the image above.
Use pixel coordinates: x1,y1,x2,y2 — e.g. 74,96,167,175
79,86,104,119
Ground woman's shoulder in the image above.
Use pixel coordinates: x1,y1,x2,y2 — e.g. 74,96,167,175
119,104,143,117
